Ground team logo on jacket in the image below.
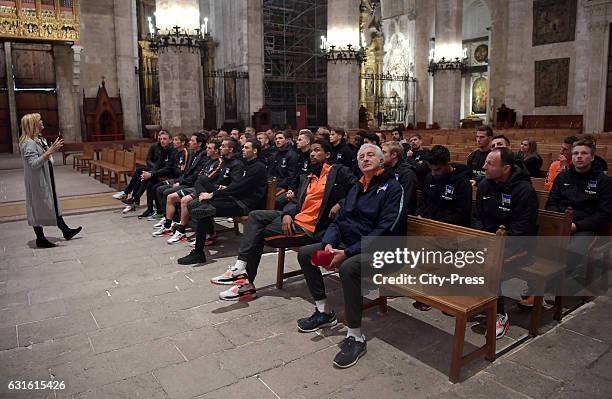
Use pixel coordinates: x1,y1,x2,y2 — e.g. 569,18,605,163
337,153,342,160
223,168,230,178
442,185,454,201
302,160,309,172
499,193,512,212
281,158,287,168
586,180,598,195
377,183,389,193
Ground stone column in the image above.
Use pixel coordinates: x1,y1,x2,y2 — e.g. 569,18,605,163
156,0,203,134
326,0,360,129
432,0,462,128
114,0,141,139
54,44,82,143
487,0,508,126
247,0,264,118
414,0,435,125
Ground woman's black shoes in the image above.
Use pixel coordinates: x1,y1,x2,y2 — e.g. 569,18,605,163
62,226,82,240
36,238,56,248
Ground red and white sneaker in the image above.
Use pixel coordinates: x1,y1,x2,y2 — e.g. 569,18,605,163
210,266,248,285
219,283,256,301
495,313,509,339
167,231,186,244
152,226,173,237
153,217,167,228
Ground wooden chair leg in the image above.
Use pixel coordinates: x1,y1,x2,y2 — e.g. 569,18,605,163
276,248,286,289
553,296,563,321
529,296,544,336
485,302,497,362
378,295,388,313
233,220,240,235
449,314,467,383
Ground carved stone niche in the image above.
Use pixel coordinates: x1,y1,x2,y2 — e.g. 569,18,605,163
82,80,125,141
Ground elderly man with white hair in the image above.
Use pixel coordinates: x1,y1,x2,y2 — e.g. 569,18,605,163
294,143,404,369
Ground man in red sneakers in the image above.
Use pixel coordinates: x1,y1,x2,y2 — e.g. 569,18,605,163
210,139,355,300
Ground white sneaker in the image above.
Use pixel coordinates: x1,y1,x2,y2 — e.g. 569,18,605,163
167,231,186,244
153,218,166,228
189,239,196,247
219,283,256,301
495,313,509,339
211,266,248,285
112,191,127,200
122,204,136,214
152,226,172,237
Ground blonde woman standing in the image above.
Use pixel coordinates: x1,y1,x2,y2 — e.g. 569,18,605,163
19,113,81,248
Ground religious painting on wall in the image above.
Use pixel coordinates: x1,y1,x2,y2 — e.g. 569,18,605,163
472,77,488,114
534,58,570,107
533,0,577,46
224,76,237,120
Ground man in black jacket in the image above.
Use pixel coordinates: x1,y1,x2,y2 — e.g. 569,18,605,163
545,140,612,294
296,129,313,175
473,147,538,339
418,145,472,227
269,130,300,209
382,140,418,217
178,139,268,265
122,132,179,217
329,127,355,168
467,125,493,181
209,139,355,300
114,130,169,202
152,132,208,219
406,133,431,187
160,139,242,244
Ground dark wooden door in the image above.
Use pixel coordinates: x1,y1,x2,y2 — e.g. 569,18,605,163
605,24,612,132
0,47,11,153
12,43,59,141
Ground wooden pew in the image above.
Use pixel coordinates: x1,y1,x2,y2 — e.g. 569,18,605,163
384,216,506,383
514,209,572,336
73,144,94,172
89,149,135,188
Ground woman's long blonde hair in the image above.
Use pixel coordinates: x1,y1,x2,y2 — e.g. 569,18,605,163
19,113,42,144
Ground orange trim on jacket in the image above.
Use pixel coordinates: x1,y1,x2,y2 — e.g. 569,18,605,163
293,163,332,233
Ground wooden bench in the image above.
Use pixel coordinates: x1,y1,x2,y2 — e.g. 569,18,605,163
62,143,84,165
381,216,506,383
514,209,572,336
73,144,94,172
89,149,136,188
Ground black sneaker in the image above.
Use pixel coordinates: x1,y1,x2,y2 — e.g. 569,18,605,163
138,209,155,219
177,250,207,265
122,198,135,205
333,336,367,368
297,308,337,333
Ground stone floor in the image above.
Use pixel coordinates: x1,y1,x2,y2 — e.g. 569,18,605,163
0,209,611,398
0,156,113,204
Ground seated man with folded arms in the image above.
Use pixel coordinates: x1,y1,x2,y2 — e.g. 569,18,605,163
412,145,473,311
152,138,220,238
177,139,268,265
296,143,404,368
269,130,300,209
209,139,355,300
382,140,418,216
472,147,538,339
467,125,493,182
151,132,208,220
158,138,242,244
544,139,612,295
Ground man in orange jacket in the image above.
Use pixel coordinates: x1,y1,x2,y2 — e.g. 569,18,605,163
544,135,578,191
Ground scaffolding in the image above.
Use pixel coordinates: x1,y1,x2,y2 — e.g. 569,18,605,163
263,0,327,129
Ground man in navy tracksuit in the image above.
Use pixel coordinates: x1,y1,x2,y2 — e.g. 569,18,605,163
295,143,404,369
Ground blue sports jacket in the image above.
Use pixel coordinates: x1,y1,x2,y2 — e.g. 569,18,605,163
321,170,404,258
